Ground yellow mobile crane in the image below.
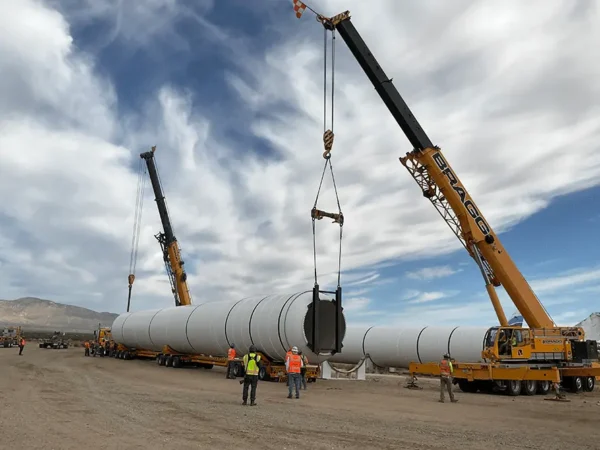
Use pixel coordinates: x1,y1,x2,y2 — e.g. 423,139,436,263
299,8,599,395
127,146,192,311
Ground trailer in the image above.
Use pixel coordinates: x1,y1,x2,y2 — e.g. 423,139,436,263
112,344,320,383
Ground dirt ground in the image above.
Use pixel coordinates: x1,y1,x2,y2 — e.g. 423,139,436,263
0,346,598,450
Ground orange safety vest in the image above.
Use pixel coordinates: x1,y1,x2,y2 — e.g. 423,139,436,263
20,339,25,346
85,342,90,349
228,348,236,360
439,359,451,377
288,354,302,374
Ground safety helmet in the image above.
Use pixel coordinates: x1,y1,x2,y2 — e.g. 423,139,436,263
443,353,450,359
249,345,256,353
292,346,298,353
230,343,235,348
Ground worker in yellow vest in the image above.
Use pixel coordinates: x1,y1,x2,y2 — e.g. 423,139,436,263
439,353,457,403
286,346,303,399
242,345,261,406
226,343,237,379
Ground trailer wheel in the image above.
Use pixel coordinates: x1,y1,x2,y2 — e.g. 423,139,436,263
258,366,270,381
172,356,181,368
583,376,595,392
522,380,537,396
506,380,522,396
232,363,242,378
536,380,551,395
156,355,164,365
165,355,173,367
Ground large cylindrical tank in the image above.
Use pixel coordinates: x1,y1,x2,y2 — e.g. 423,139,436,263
111,291,346,363
329,325,488,367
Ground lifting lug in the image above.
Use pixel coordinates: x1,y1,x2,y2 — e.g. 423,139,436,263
311,207,344,226
322,129,334,159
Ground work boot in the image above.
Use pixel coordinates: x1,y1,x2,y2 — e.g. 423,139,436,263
242,401,247,406
451,399,458,403
287,394,292,399
295,395,299,399
250,401,257,406
439,399,444,403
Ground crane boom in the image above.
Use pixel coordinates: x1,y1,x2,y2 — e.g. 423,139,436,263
140,147,192,307
320,11,554,329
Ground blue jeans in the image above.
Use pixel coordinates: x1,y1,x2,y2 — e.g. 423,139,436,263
288,373,301,397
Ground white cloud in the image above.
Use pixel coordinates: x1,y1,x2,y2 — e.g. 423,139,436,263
1,0,599,318
406,265,459,281
405,291,452,304
530,267,600,293
343,296,370,312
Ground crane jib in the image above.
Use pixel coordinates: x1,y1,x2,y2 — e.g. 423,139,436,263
431,152,491,237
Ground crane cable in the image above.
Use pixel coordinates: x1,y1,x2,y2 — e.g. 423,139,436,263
311,25,344,289
127,158,147,312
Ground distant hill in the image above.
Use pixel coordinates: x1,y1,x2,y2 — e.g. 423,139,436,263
0,297,118,332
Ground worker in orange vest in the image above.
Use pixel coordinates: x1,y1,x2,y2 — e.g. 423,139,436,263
439,353,457,403
18,337,25,356
226,343,237,379
285,347,292,363
286,346,304,399
84,341,90,357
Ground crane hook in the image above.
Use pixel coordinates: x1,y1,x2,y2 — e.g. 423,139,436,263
323,129,334,159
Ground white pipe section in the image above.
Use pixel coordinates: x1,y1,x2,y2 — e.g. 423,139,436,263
329,325,488,367
111,291,346,363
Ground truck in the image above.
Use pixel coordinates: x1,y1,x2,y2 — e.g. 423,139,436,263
1,326,22,348
39,331,69,349
307,10,600,395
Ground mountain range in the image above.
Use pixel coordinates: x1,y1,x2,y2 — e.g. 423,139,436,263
0,297,118,332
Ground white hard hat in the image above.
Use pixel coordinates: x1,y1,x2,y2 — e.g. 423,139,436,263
292,346,298,353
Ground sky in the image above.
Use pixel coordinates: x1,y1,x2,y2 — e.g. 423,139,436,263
0,0,598,329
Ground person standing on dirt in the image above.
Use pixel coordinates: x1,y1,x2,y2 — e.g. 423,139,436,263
242,345,261,406
227,343,237,379
18,337,25,356
286,346,303,399
439,353,457,403
84,341,90,357
298,350,309,390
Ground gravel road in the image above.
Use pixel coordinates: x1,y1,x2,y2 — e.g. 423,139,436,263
0,346,598,450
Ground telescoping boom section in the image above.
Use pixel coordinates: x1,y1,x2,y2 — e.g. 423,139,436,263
311,9,599,393
140,147,192,307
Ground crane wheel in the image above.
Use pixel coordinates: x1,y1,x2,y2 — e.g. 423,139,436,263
583,376,595,392
536,380,551,395
522,380,537,396
505,380,522,396
569,376,583,393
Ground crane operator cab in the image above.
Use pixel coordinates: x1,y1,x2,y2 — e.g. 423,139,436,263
483,326,528,361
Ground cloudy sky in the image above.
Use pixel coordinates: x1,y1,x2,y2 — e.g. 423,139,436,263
0,0,598,328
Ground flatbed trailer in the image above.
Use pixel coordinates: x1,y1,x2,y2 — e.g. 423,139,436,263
410,361,599,395
113,344,320,382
